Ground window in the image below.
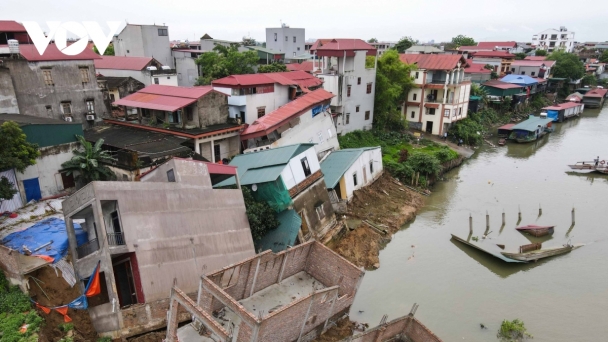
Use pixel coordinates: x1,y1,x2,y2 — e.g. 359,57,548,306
366,83,372,94
353,172,358,186
257,107,265,118
61,172,75,189
531,72,536,76
61,102,72,115
356,105,360,112
285,36,288,42
357,77,361,85
154,78,159,84
317,131,324,142
315,205,325,220
86,100,95,114
274,33,277,41
167,169,175,182
427,108,435,115
411,111,415,119
327,128,333,138
297,47,300,51
550,34,557,40
521,71,526,75
415,72,419,79
347,85,351,97
444,109,450,117
413,93,417,101
186,107,193,121
42,69,53,86
45,105,53,117
84,272,110,307
365,110,370,120
110,211,122,233
301,157,311,177
79,67,90,83
370,161,374,174
158,28,168,36
293,36,296,43
345,113,350,125
511,68,515,72
459,107,462,116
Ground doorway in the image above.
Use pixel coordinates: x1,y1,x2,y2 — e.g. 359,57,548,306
426,121,434,134
112,257,138,308
23,178,41,202
214,144,221,162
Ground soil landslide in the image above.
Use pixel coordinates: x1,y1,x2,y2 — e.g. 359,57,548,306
313,317,355,342
330,172,424,269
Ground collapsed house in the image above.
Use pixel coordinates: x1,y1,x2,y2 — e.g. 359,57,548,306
165,240,365,342
61,158,256,338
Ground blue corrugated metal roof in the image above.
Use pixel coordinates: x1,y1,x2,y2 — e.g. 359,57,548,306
511,115,554,132
500,74,538,86
320,147,380,189
254,209,302,253
214,144,316,187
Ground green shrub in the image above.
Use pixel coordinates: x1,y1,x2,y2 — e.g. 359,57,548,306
98,337,113,342
59,322,74,332
405,152,442,176
0,271,43,342
497,319,533,341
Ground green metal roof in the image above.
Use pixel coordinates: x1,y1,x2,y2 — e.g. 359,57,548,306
254,209,302,253
215,144,316,187
511,115,554,132
469,95,482,101
320,147,380,189
246,46,285,56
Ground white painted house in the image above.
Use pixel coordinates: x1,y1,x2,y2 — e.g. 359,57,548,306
265,24,305,62
321,147,383,202
240,88,339,159
532,27,575,53
310,39,377,135
112,23,174,67
171,49,204,87
212,71,323,125
94,56,178,87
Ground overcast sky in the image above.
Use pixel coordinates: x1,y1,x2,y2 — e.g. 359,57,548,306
3,0,606,43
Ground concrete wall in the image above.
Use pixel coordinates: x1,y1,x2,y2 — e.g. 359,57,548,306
16,141,78,201
113,24,173,67
96,69,149,85
197,91,229,127
214,85,290,124
280,148,321,190
291,177,336,240
3,59,106,127
265,27,305,61
172,51,199,87
0,67,19,114
511,65,548,78
341,148,383,201
152,73,179,86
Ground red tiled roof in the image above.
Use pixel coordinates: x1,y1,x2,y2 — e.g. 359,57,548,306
399,53,467,70
532,77,547,83
212,71,322,88
524,56,548,61
471,51,516,58
240,89,334,139
512,60,556,67
583,88,608,98
286,61,314,72
18,43,100,62
113,85,223,111
482,80,524,90
0,20,26,32
309,39,377,56
477,41,517,49
94,55,155,70
464,63,492,74
542,102,584,110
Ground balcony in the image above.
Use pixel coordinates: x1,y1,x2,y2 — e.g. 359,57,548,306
428,78,447,85
107,232,126,246
77,238,100,259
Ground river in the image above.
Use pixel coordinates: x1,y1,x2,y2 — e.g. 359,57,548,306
350,105,608,341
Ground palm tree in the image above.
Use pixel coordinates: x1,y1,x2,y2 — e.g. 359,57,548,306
62,135,116,186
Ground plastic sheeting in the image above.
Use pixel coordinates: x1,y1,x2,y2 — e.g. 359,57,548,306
253,180,293,213
1,217,87,263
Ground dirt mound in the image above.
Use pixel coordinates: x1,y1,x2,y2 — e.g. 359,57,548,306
27,265,98,342
128,331,165,342
313,317,355,342
330,173,423,269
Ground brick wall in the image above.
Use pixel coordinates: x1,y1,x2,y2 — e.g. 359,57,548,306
344,315,443,342
305,242,364,297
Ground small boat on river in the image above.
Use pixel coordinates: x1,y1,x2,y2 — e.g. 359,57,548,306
501,243,581,262
516,224,555,237
498,138,506,146
568,162,608,174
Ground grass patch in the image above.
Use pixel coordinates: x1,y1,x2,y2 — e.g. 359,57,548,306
0,271,43,342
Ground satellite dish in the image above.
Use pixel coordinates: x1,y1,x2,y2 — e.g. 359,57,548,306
252,184,258,191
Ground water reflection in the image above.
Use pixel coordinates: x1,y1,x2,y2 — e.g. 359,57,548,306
504,135,550,159
565,171,608,184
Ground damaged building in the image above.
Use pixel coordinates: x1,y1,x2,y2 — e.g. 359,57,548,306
61,158,256,338
166,240,365,342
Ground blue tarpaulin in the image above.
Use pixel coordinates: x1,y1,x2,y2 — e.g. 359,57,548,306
1,217,87,263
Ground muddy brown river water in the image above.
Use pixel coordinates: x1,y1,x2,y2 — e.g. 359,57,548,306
351,105,608,341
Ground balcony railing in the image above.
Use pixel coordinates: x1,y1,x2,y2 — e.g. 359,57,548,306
107,232,126,246
77,238,99,259
428,79,447,84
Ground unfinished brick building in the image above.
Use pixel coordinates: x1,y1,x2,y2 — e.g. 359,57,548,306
166,240,365,342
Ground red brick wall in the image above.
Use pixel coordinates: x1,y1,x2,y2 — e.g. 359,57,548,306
405,317,443,342
345,315,443,342
305,242,363,297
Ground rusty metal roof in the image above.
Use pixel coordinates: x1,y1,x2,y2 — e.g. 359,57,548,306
286,61,314,72
0,20,26,32
212,71,322,88
464,63,492,74
399,53,467,70
471,51,516,58
112,85,221,111
482,80,525,90
95,55,156,70
583,88,608,98
18,43,101,62
309,39,377,56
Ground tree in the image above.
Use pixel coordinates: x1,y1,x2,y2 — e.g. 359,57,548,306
0,121,39,173
365,56,376,68
241,36,256,46
368,38,378,43
546,51,585,81
195,44,259,85
393,36,417,53
93,44,114,56
406,152,442,177
451,35,476,47
241,186,280,240
258,63,288,73
581,74,597,87
600,50,608,63
534,49,547,56
514,52,527,60
0,177,18,209
373,50,416,129
61,135,116,186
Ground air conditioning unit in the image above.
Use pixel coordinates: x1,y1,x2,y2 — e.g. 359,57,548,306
146,66,158,71
86,115,95,121
64,116,73,122
161,65,172,70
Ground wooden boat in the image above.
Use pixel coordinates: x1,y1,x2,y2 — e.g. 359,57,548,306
515,224,555,237
498,138,506,146
501,243,580,262
568,162,608,174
